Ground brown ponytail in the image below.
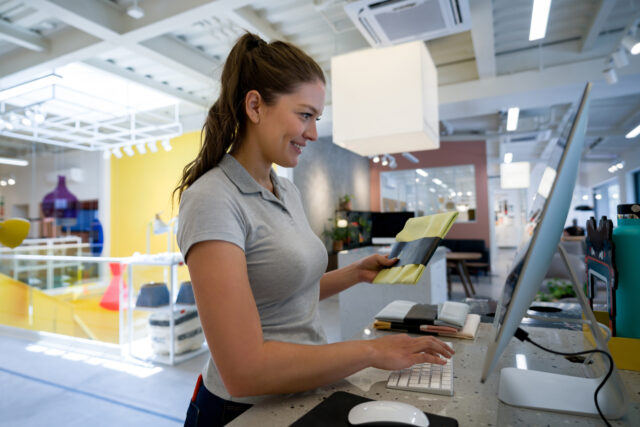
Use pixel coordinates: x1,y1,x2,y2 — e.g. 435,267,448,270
173,33,325,201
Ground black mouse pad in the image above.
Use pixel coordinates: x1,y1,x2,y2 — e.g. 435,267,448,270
290,391,458,427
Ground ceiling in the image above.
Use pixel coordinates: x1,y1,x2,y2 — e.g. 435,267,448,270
0,0,639,167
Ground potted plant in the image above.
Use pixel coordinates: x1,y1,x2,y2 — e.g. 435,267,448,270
323,218,349,252
339,194,353,211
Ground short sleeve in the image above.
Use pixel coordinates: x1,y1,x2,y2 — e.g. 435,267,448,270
177,184,247,262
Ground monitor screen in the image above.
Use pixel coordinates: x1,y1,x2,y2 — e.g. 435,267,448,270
481,83,592,382
371,211,415,242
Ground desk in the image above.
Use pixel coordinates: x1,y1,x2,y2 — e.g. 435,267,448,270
338,246,447,340
229,323,640,426
446,252,482,297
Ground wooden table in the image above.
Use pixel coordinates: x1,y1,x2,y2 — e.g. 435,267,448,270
446,251,482,298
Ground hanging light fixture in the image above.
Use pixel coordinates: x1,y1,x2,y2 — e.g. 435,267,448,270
161,139,172,151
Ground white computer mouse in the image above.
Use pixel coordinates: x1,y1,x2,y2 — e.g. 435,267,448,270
348,400,429,426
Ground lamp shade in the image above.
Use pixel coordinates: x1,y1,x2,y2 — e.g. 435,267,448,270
500,162,531,189
41,175,79,225
331,41,439,156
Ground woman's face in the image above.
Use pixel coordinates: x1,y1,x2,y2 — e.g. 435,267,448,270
254,79,325,168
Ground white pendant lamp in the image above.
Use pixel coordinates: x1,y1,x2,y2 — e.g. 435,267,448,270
331,40,439,157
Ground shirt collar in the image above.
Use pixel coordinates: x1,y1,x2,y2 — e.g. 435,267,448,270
219,154,286,198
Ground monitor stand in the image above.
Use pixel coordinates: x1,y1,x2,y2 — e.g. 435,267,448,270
497,245,629,419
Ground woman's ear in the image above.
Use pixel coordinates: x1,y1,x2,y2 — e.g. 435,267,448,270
245,90,262,124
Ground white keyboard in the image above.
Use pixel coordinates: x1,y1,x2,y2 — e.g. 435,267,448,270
386,343,454,396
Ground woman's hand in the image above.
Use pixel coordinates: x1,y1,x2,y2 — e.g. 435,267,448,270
367,335,455,371
356,254,399,283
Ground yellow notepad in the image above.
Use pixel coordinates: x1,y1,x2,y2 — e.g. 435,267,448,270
373,211,458,285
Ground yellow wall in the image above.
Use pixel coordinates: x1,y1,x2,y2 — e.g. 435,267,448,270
110,131,201,283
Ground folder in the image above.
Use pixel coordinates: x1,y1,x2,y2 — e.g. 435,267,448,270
373,211,458,285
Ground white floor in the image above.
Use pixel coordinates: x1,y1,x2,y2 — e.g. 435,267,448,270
0,250,515,426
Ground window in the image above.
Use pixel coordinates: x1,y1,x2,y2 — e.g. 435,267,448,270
380,165,477,222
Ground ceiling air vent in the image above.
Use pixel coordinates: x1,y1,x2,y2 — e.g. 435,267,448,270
344,0,471,47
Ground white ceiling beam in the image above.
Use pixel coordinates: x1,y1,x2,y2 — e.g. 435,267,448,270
120,0,254,42
469,0,496,78
83,58,210,109
227,5,289,42
580,0,616,52
0,28,105,81
140,35,221,81
0,19,50,51
31,0,124,39
27,0,221,86
439,55,640,121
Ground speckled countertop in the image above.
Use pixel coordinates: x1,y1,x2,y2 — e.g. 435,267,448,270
229,323,640,426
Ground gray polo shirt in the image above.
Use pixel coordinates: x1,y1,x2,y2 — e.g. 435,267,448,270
177,154,329,403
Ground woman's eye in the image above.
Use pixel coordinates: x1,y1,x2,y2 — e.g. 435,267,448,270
300,113,312,120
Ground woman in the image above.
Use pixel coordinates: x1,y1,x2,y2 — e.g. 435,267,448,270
175,33,454,426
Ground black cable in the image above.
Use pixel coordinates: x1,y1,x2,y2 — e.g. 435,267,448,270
514,327,614,427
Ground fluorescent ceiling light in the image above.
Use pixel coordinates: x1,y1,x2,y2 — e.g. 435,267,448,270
0,157,29,166
506,107,519,131
416,169,428,177
0,74,62,102
622,35,640,55
504,152,513,164
529,0,552,41
626,123,640,139
432,178,442,185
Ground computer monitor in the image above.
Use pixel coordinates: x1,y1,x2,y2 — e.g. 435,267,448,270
480,83,628,419
371,211,415,245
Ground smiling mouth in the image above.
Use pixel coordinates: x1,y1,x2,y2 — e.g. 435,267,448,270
291,141,304,151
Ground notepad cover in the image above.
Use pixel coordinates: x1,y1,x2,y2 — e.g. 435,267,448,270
373,212,459,285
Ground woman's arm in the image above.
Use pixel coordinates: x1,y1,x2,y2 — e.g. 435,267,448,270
187,241,452,398
319,254,397,300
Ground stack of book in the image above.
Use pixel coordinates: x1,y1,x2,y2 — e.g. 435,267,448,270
373,300,480,340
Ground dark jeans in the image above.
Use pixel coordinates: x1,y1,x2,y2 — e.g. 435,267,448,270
184,375,252,426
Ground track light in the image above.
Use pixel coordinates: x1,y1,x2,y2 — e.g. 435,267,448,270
161,139,172,152
123,145,135,156
21,117,32,126
147,140,158,153
612,48,629,68
126,0,145,19
608,161,624,173
622,35,640,55
103,150,111,159
381,155,389,166
136,143,146,154
401,152,419,163
603,68,618,85
112,147,123,159
372,155,380,163
8,178,15,185
0,180,5,186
